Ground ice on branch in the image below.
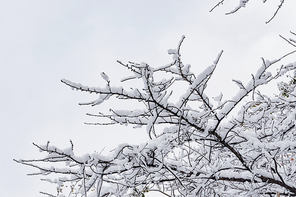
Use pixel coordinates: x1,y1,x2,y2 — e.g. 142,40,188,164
100,72,110,83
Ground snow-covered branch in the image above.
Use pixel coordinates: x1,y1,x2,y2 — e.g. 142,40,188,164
16,33,296,196
210,0,286,24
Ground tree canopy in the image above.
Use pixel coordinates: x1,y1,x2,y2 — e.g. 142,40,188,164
15,1,296,197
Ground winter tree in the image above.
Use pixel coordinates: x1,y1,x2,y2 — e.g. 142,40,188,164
15,2,296,197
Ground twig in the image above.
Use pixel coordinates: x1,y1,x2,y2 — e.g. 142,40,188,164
209,0,225,12
266,0,284,24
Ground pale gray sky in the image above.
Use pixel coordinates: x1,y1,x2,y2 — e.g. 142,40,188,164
1,1,296,196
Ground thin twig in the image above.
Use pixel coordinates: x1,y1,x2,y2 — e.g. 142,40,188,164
210,0,225,12
266,0,284,24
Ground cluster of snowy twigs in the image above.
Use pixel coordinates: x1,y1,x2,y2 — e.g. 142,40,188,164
210,0,286,24
15,32,296,196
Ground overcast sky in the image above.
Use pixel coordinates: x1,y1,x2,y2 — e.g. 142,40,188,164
1,1,296,197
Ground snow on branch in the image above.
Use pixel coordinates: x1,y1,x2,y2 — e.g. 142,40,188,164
16,34,296,196
210,0,286,24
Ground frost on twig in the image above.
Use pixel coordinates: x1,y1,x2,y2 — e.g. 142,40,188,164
16,35,296,196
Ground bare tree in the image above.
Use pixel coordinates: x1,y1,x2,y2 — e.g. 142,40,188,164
15,31,296,196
